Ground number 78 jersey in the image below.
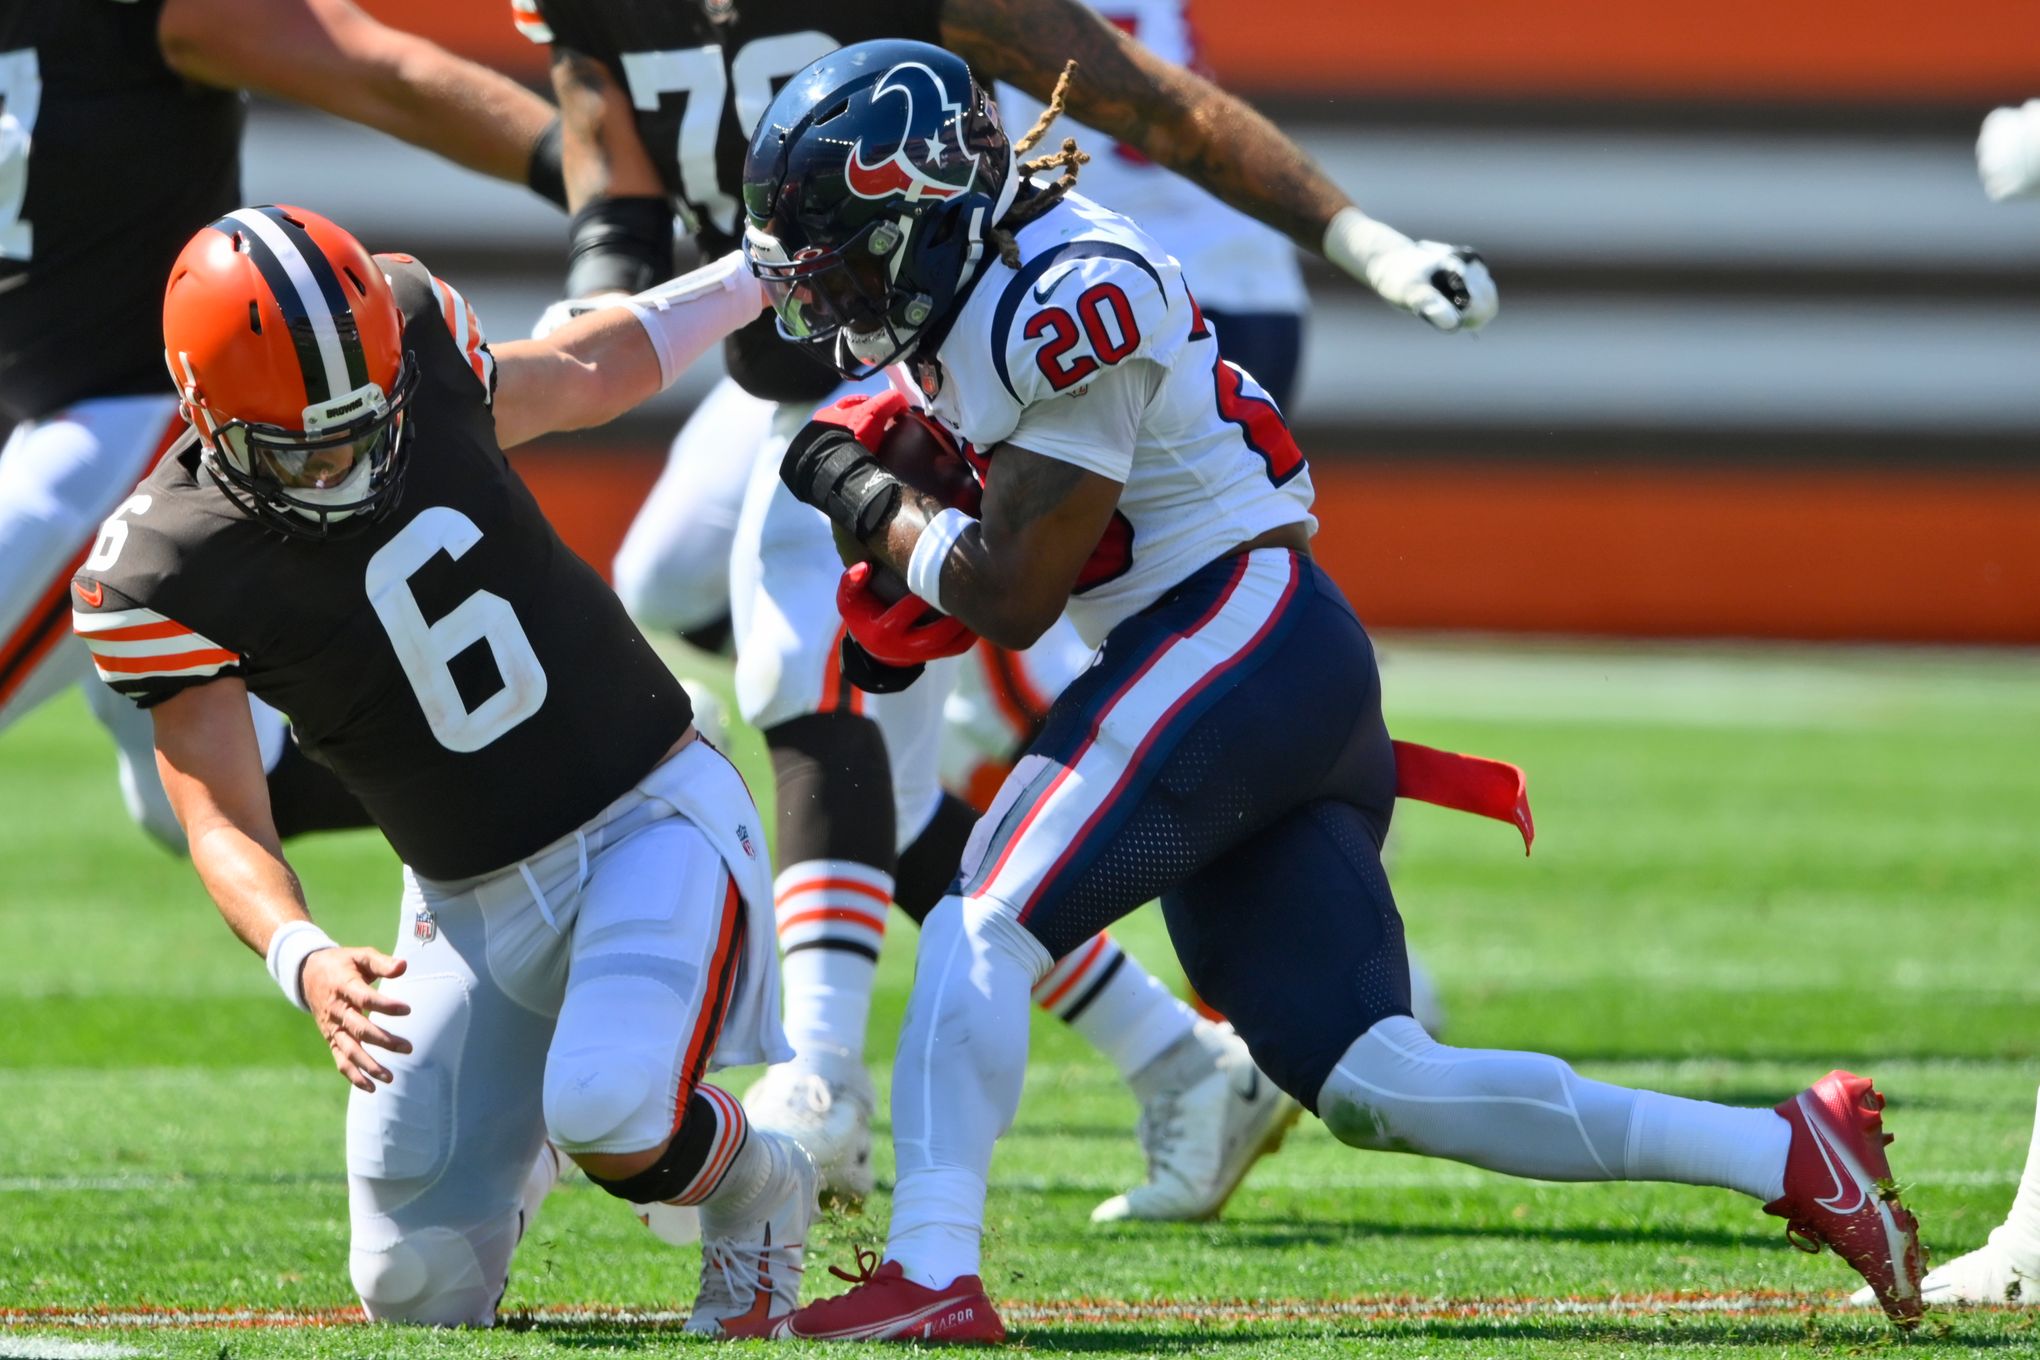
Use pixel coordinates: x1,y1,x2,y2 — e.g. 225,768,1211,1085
69,256,691,880
906,192,1317,649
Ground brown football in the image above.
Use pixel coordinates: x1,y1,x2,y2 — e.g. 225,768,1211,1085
842,410,979,605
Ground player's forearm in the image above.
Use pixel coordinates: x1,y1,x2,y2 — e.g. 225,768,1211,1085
494,252,763,445
943,0,1349,248
162,0,554,187
551,48,666,211
868,492,1077,651
340,36,556,186
181,812,314,960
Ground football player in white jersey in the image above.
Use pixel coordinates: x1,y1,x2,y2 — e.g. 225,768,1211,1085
749,41,1927,1340
531,0,1495,1223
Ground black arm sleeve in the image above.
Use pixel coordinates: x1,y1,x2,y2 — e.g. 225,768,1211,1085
565,197,674,297
526,115,568,211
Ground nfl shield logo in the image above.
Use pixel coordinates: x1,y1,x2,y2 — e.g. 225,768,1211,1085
413,906,437,943
737,824,755,859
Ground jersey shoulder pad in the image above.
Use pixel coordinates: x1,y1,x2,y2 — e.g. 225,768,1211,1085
379,253,495,396
985,236,1174,408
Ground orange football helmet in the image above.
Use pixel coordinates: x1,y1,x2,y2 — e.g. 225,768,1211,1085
162,204,415,537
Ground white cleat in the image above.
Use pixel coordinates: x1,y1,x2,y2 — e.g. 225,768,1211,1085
684,1131,818,1338
1091,1021,1301,1223
742,1047,876,1207
1853,1236,2040,1307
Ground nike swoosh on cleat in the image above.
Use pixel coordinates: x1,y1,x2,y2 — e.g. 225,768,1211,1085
1801,1094,1868,1216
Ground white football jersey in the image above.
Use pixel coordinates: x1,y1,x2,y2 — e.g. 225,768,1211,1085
901,192,1316,649
992,0,1305,314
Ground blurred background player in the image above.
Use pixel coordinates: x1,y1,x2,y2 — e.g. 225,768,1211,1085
73,204,810,1335
750,42,1924,1338
1849,101,2040,1310
0,0,564,848
516,0,1493,1219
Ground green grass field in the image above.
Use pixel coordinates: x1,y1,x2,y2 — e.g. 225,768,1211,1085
3,638,2038,1359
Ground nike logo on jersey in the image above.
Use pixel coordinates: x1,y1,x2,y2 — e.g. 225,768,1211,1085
73,579,103,607
1031,269,1078,305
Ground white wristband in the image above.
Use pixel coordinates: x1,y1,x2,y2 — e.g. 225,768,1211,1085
624,250,767,390
1321,205,1414,282
265,919,339,1013
905,507,975,612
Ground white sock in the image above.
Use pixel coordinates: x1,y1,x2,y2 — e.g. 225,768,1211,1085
1627,1090,1790,1202
518,1141,563,1238
1033,933,1196,1082
699,1125,798,1231
1989,1084,2040,1269
773,859,890,1061
1321,1017,1788,1198
888,897,1046,1290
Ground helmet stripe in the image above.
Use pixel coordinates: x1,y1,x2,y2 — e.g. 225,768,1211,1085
210,208,361,407
253,207,371,395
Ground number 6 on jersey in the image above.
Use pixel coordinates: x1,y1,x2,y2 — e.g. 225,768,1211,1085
366,507,548,753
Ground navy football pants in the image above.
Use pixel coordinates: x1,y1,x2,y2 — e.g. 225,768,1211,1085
951,547,1412,1109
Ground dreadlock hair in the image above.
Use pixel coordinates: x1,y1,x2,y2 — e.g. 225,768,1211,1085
987,60,1090,268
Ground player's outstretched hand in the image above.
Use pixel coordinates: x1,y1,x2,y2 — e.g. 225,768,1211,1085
1978,100,2040,202
302,947,413,1092
1323,207,1498,333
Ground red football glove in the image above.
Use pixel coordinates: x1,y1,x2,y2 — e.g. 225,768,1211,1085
809,389,912,450
837,562,978,666
809,389,982,515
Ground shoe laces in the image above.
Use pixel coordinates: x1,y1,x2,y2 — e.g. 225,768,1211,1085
1135,1089,1189,1180
698,1233,804,1312
828,1245,884,1288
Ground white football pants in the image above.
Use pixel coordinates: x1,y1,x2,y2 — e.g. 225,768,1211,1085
347,742,775,1325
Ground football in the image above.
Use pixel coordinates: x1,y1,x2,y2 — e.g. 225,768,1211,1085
847,407,980,604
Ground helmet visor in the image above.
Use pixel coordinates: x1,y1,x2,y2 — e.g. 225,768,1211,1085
229,420,397,490
747,221,895,343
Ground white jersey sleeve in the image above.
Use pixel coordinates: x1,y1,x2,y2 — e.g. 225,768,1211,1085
1006,357,1161,482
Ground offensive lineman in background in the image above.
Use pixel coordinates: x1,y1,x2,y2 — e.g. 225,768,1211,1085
0,0,564,846
519,0,1494,1222
1846,96,2040,1309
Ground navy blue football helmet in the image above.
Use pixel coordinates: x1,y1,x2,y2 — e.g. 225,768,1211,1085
742,40,1016,378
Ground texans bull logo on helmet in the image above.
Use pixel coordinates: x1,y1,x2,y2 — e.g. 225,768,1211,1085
845,62,984,203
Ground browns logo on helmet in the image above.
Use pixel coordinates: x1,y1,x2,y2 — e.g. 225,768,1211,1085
162,205,416,538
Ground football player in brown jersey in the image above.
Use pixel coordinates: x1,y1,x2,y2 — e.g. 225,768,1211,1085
72,205,814,1336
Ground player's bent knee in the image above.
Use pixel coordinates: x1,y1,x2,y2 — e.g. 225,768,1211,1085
542,1047,663,1159
351,1225,499,1327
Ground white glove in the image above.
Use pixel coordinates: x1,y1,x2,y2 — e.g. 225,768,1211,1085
1977,99,2040,203
530,291,630,339
1323,206,1498,333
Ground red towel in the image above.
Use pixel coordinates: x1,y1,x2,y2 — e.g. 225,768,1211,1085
1391,740,1535,855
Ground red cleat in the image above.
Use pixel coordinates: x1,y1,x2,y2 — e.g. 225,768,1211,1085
772,1249,1007,1343
1764,1070,1925,1328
